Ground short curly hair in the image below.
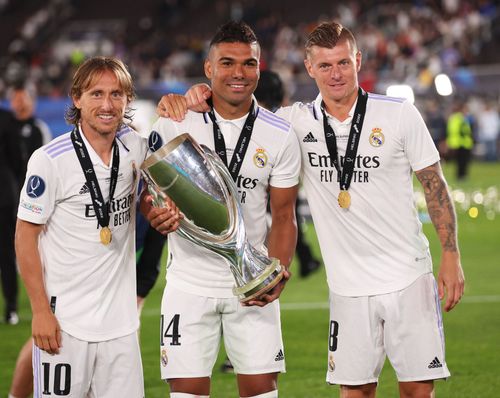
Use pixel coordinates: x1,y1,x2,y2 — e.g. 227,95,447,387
305,21,358,57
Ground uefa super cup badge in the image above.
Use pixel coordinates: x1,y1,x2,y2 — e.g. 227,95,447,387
253,148,268,168
369,127,384,147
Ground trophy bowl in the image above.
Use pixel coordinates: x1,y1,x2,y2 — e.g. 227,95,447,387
140,133,284,302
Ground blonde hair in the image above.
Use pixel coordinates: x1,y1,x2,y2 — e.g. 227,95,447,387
65,56,135,125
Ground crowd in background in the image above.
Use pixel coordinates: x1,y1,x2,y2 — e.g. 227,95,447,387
0,0,499,162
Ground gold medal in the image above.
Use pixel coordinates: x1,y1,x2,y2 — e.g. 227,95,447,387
100,226,112,245
338,190,351,209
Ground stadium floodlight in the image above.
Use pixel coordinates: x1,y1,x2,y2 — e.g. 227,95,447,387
434,73,453,96
386,84,414,104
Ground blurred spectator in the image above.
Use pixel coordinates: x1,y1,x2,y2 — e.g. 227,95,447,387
8,86,52,179
447,101,474,180
426,99,448,156
0,107,20,326
255,70,321,278
0,85,51,326
476,100,499,161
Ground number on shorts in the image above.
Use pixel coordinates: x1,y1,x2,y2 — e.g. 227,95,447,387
160,314,181,346
329,320,339,352
42,362,71,395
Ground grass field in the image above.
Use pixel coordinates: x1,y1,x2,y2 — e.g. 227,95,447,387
1,161,499,397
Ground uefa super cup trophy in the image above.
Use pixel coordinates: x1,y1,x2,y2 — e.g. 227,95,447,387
140,133,284,302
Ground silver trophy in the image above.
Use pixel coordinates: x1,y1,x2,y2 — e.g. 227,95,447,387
140,133,284,302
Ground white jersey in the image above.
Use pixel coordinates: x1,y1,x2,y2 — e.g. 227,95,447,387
276,93,440,296
146,101,300,298
18,125,147,341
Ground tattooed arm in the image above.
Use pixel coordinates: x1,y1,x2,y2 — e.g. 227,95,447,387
415,162,465,312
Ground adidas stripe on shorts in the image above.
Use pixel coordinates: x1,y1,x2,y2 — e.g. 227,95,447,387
326,272,450,385
159,284,286,379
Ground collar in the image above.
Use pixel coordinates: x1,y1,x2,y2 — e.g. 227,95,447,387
78,124,128,167
313,93,358,124
206,95,260,127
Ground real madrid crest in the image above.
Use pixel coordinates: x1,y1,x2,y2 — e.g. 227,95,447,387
369,127,384,147
328,353,335,372
253,148,268,168
161,349,168,367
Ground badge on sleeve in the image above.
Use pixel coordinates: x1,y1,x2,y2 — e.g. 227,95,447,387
26,175,46,198
148,131,163,152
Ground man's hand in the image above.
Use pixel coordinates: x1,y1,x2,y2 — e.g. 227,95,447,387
156,93,188,121
140,191,182,235
32,309,61,354
437,251,465,312
185,83,212,113
156,84,212,120
243,268,291,307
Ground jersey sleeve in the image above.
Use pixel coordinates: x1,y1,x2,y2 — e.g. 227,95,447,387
274,105,294,123
400,100,440,171
269,126,301,188
146,117,181,155
17,148,59,224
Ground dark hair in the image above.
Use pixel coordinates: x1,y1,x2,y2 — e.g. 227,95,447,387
254,70,284,112
305,21,358,56
65,56,135,126
209,20,258,48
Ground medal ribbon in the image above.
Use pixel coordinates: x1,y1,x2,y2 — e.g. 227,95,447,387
71,127,120,230
321,87,368,192
207,100,258,182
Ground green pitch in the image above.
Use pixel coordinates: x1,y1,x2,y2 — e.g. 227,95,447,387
1,161,499,397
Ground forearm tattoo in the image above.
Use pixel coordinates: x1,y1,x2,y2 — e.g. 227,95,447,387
416,163,458,252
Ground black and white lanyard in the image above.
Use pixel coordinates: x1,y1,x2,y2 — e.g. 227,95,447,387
71,127,119,230
207,100,258,182
321,87,368,192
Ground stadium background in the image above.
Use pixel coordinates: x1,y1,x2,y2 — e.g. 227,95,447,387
1,1,499,397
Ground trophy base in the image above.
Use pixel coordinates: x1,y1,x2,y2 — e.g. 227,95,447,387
233,261,284,303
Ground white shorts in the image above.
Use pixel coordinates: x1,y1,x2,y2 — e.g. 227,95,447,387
160,284,285,379
33,331,144,398
326,273,450,385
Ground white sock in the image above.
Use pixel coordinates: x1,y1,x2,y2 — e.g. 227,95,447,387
170,393,209,398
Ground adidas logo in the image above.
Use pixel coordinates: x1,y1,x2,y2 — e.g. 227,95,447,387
303,132,318,143
79,183,89,195
428,357,443,369
274,349,284,362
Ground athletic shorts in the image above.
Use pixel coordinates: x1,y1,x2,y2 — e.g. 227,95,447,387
33,331,144,398
159,284,286,379
326,273,450,385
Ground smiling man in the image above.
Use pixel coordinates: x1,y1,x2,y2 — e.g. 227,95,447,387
15,56,147,397
142,21,300,398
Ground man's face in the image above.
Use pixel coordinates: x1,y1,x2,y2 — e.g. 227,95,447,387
304,40,361,105
10,89,34,120
73,70,128,137
204,42,260,108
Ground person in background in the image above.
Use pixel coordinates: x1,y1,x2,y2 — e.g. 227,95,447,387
1,85,51,327
425,99,447,157
476,100,499,162
447,101,474,180
253,70,321,279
